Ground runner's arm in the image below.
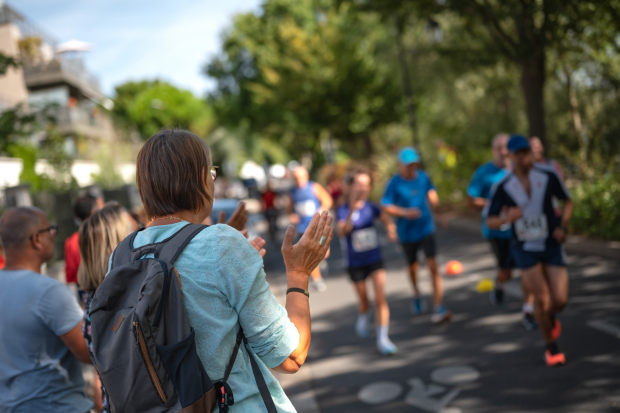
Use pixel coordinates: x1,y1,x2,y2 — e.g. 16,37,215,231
383,204,409,218
337,210,355,237
427,189,447,228
560,198,573,228
467,196,487,210
379,209,397,242
485,185,517,229
287,194,300,225
427,189,440,211
313,183,333,211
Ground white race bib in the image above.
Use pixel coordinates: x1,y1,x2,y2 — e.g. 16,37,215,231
515,214,548,241
295,200,317,217
351,227,379,252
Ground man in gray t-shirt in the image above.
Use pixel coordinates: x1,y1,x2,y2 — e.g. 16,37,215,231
0,208,93,413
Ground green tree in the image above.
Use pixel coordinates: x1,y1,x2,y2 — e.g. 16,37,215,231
112,80,215,139
205,0,403,161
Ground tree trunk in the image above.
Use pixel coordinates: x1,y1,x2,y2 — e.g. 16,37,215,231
519,54,546,144
562,64,587,167
394,15,418,149
361,133,374,159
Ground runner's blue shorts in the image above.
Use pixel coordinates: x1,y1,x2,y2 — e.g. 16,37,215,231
510,242,566,269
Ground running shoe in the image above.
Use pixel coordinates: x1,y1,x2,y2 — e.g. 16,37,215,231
522,312,538,330
411,296,427,315
431,305,452,324
489,287,504,307
551,318,562,340
377,339,398,356
545,350,566,366
355,314,370,338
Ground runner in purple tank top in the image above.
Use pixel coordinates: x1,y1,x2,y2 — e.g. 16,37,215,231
337,169,398,355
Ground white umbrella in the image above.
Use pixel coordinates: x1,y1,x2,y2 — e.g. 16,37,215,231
55,40,93,54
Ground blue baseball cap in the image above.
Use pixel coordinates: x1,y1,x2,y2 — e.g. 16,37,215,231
507,134,531,153
398,147,420,164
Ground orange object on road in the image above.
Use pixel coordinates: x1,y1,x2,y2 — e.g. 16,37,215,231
445,260,463,276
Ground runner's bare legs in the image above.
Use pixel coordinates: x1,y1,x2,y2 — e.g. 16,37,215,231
521,264,554,342
407,262,421,296
544,265,569,313
407,258,443,307
370,269,390,326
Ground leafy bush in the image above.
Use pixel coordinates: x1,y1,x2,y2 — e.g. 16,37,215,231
570,175,620,240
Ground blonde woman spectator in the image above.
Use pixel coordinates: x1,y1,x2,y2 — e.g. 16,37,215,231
78,202,134,413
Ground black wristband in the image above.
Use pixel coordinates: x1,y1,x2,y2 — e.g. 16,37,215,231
286,288,310,298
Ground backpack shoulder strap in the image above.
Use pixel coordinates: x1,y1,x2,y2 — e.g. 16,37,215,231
110,228,144,269
155,223,209,264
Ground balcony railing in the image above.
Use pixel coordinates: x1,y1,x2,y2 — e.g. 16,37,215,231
23,58,101,93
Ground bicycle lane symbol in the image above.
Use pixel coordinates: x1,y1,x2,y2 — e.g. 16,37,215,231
357,365,480,412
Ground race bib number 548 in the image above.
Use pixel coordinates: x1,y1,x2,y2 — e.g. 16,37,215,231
515,214,548,242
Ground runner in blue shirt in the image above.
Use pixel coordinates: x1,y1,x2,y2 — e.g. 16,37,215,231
289,166,333,292
467,133,537,330
337,169,398,355
486,135,573,367
381,147,451,324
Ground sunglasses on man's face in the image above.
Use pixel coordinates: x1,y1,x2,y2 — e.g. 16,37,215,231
30,225,58,240
210,166,219,181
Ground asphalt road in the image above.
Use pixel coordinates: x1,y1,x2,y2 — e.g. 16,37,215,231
262,223,620,413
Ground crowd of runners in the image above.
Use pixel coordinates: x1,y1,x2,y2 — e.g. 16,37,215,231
0,129,573,413
283,133,572,367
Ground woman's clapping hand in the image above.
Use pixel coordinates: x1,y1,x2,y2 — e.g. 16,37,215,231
281,211,333,279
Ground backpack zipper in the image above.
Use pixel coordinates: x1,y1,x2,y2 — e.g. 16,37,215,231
133,321,167,403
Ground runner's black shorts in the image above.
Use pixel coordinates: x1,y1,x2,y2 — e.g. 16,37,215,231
400,233,436,265
348,260,384,283
489,238,514,269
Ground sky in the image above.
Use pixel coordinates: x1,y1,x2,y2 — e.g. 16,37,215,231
12,0,262,97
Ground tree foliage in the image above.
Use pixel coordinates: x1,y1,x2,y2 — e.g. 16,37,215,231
205,0,403,161
112,80,215,139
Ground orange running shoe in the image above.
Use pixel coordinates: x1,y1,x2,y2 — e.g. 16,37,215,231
545,350,566,366
551,319,562,340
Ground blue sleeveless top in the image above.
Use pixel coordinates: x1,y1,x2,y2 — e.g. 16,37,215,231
290,182,321,233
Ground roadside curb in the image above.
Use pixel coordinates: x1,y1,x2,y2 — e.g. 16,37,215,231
447,217,620,260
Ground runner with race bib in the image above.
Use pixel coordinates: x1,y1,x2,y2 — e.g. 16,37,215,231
382,147,451,324
289,166,333,292
337,169,398,355
467,133,537,330
485,135,573,367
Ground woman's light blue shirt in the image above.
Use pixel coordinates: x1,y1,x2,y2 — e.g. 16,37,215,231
127,222,299,412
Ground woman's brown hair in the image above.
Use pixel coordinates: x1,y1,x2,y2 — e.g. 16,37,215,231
136,129,212,220
77,202,133,293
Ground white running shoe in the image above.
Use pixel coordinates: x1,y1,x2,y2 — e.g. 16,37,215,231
377,338,398,355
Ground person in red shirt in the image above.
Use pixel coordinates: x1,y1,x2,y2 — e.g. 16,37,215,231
261,184,278,241
65,195,103,285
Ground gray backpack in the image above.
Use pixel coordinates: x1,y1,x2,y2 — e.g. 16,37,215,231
90,223,278,413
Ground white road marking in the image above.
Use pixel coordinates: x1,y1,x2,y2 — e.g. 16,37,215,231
357,381,403,404
587,319,620,339
404,378,460,412
430,365,480,385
